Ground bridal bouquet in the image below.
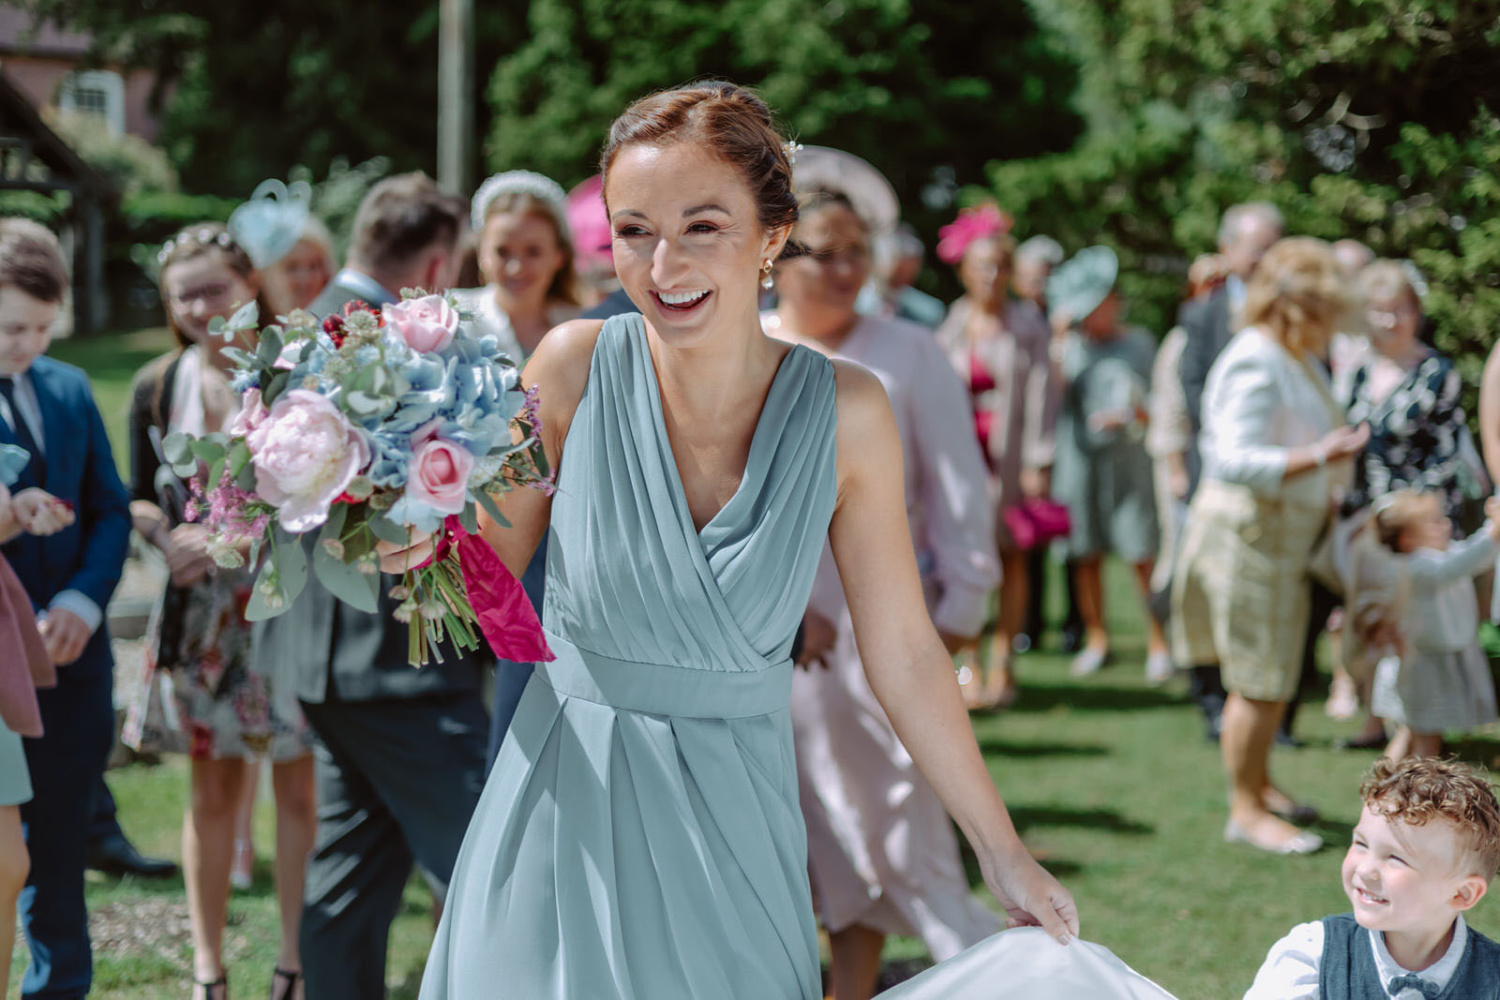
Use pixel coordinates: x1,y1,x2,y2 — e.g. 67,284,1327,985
162,293,555,666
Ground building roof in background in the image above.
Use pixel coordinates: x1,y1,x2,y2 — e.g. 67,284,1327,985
0,9,95,58
0,68,115,203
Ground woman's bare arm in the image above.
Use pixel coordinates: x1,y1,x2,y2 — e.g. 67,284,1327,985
826,360,1078,943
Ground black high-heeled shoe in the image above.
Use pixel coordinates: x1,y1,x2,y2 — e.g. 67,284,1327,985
193,975,227,1000
270,967,300,1000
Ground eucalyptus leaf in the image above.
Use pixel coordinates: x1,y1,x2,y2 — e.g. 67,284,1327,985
457,502,478,535
228,440,251,478
368,513,411,545
255,327,284,367
228,299,260,332
222,347,258,370
322,502,348,538
189,439,226,466
162,432,193,466
475,489,511,529
262,371,291,406
207,456,226,491
312,541,379,613
244,536,307,622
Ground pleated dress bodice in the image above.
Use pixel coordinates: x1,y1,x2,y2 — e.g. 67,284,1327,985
421,312,841,999
540,311,839,702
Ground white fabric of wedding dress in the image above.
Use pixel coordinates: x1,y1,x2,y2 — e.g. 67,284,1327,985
880,927,1178,999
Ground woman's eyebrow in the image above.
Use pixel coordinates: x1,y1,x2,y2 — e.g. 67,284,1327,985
682,203,730,216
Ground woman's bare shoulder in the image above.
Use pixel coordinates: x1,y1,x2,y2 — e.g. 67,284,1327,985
831,359,900,477
523,318,607,450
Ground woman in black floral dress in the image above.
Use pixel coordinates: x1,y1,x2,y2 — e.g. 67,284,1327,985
1340,261,1481,526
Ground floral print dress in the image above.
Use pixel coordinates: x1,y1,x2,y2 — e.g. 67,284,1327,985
1341,348,1479,526
130,350,314,761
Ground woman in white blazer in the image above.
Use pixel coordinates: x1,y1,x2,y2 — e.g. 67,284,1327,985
1172,238,1369,855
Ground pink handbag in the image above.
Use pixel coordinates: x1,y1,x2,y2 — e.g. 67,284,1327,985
1003,498,1072,551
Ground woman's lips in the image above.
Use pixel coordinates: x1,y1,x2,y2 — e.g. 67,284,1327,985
650,289,712,314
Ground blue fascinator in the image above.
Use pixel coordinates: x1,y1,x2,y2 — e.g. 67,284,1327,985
1048,245,1119,323
228,179,315,269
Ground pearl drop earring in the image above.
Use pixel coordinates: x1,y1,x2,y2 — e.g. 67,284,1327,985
761,260,774,290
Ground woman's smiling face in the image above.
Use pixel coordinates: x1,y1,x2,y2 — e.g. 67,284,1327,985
605,142,787,345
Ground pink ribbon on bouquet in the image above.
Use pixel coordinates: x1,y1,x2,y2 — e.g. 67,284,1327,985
444,516,554,663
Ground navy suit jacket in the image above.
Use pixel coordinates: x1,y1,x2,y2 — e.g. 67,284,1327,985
1,355,132,677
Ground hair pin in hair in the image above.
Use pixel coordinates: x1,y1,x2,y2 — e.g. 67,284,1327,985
471,171,569,235
158,227,236,265
783,141,804,167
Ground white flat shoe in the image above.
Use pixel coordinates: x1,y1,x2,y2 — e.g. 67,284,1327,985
1144,651,1174,687
1069,647,1109,678
1224,820,1322,855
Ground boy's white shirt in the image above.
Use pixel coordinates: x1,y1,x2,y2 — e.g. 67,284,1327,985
1243,915,1469,999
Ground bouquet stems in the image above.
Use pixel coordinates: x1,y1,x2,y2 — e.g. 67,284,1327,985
402,556,481,667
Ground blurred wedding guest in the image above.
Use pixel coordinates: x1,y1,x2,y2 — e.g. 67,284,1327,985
766,187,1000,1000
1146,255,1224,617
127,224,315,1000
228,179,336,317
452,170,582,361
1013,234,1064,316
225,180,336,893
1047,247,1169,682
1327,238,1376,383
857,223,945,329
252,173,491,1000
935,205,1058,710
1011,234,1074,653
1341,261,1475,523
1176,202,1283,739
1173,238,1368,856
0,218,132,999
0,445,68,998
564,174,617,308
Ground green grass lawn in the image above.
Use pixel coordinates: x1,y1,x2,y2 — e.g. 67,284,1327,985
14,330,1500,998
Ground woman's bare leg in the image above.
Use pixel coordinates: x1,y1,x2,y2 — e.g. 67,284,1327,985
0,804,28,999
271,755,316,987
828,924,885,1000
185,758,248,983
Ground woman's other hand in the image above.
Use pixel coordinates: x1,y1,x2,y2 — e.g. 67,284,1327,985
375,530,437,576
1316,422,1370,463
982,844,1080,946
794,609,837,669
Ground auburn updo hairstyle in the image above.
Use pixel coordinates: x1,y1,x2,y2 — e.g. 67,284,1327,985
1243,237,1352,358
601,81,799,253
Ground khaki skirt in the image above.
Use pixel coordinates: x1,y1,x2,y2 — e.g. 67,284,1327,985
1171,480,1330,702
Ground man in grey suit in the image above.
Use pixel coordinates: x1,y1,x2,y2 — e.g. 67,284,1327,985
254,173,489,999
1175,202,1283,741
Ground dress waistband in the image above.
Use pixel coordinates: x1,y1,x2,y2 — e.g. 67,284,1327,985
534,631,793,719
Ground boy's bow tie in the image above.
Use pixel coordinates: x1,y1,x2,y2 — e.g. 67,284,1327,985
1387,972,1441,999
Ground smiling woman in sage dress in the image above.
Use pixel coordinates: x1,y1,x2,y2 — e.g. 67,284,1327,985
404,82,1078,1000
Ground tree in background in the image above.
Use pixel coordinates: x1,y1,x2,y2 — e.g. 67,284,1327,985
483,0,1082,255
16,0,522,196
994,0,1500,384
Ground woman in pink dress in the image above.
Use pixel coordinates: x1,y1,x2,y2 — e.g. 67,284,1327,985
934,212,1058,710
765,188,1002,999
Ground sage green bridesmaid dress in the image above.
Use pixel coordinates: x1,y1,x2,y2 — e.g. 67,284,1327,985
420,313,839,998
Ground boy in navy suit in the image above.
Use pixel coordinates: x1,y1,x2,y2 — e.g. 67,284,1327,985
0,218,131,998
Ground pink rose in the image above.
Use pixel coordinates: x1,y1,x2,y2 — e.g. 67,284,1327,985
226,389,267,437
246,389,370,532
383,295,459,353
406,425,474,515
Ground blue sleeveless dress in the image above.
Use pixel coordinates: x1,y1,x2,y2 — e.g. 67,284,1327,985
420,314,839,998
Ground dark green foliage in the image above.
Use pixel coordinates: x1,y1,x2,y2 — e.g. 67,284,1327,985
483,0,1082,245
993,0,1500,381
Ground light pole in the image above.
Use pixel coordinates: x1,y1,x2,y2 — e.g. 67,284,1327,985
438,0,474,195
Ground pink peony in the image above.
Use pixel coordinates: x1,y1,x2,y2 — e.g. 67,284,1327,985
406,424,474,514
383,295,459,353
246,390,370,532
226,388,268,438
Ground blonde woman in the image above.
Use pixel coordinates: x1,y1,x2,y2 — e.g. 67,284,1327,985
1172,238,1369,856
453,171,582,361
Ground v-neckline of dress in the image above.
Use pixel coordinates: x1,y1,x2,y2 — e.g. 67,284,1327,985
634,320,804,543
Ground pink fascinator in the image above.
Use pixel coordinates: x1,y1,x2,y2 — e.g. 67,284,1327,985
565,175,613,276
936,204,1014,265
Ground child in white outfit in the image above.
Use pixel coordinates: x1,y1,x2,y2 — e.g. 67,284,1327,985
1369,492,1500,760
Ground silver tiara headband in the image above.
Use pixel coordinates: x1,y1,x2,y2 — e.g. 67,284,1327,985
471,170,569,236
158,227,236,264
